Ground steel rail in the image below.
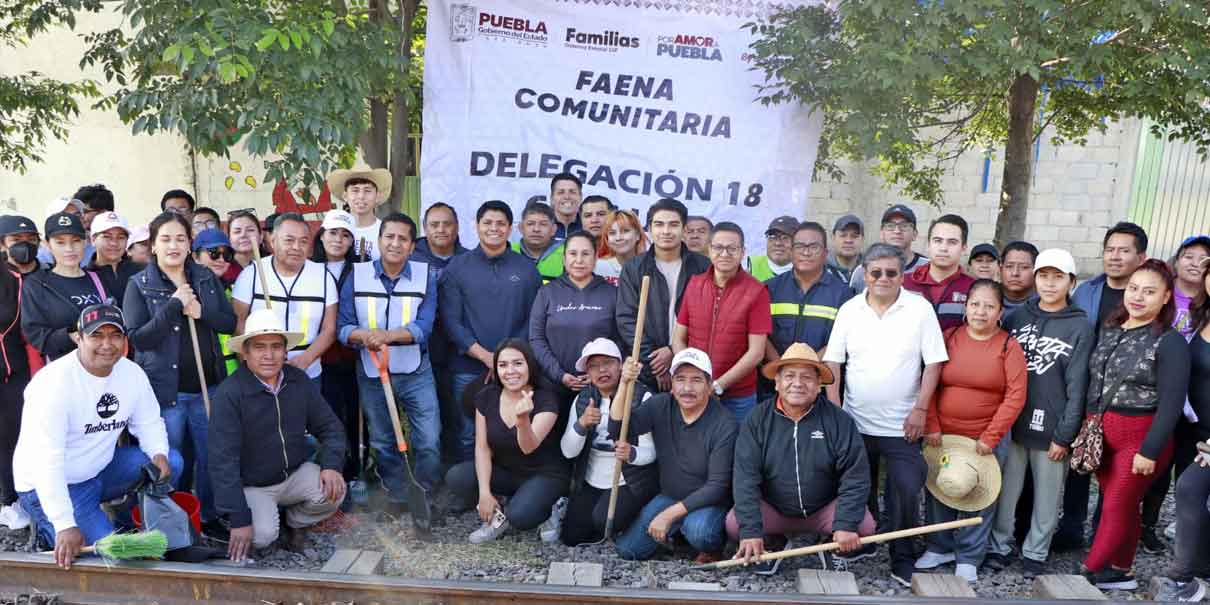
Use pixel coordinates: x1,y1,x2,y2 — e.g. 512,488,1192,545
0,553,1121,605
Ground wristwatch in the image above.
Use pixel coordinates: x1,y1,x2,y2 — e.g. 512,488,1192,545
713,381,724,396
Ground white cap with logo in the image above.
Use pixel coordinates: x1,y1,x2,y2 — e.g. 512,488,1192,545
670,347,713,379
321,209,356,235
89,211,130,237
1034,248,1077,277
575,338,622,372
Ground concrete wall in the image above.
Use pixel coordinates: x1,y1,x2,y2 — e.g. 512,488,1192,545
1,10,1139,276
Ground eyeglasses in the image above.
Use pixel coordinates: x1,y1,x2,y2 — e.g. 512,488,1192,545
792,242,824,256
869,268,900,280
204,247,234,262
882,222,914,232
709,244,742,257
193,219,218,230
766,233,792,244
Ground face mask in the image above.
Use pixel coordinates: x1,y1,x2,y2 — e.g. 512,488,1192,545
6,241,37,265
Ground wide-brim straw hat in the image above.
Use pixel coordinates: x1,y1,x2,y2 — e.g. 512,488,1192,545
227,308,305,352
923,435,1002,512
327,167,392,204
761,342,834,384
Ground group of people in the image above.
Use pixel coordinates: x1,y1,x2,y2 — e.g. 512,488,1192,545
1,173,1209,601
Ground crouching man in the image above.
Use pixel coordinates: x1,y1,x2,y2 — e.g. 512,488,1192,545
13,304,183,569
728,343,876,574
209,309,347,560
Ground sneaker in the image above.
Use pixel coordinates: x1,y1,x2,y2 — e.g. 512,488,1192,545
468,508,509,544
1166,521,1178,541
1085,568,1139,591
1140,527,1166,554
538,497,567,543
891,561,914,588
955,563,978,583
201,518,230,541
0,504,30,530
752,536,789,576
1153,577,1206,602
914,550,956,570
1022,557,1047,579
983,552,1011,572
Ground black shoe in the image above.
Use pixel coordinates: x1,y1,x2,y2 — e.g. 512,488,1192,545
891,561,914,588
983,552,1011,572
1051,531,1085,553
752,536,789,576
1085,568,1138,591
1140,527,1166,554
201,518,230,542
1021,557,1046,579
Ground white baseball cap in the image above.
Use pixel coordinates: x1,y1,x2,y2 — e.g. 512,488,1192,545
575,338,622,372
89,211,130,238
670,347,713,379
127,225,150,248
1035,248,1077,277
44,196,84,220
321,209,356,235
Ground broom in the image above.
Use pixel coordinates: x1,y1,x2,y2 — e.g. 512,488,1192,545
44,530,169,560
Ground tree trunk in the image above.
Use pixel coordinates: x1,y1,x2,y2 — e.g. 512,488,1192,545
994,73,1039,248
385,0,418,214
361,99,388,168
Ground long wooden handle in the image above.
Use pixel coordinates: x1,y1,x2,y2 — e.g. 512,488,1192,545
187,317,211,418
605,276,651,528
694,516,983,570
250,240,272,310
370,348,408,453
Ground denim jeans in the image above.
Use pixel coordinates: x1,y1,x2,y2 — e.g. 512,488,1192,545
720,394,757,424
614,494,727,560
163,390,214,522
447,371,485,464
924,439,1008,566
356,357,442,500
19,446,184,548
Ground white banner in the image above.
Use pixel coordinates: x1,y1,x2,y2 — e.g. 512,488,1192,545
421,0,821,252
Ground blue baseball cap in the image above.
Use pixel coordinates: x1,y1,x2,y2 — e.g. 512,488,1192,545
1178,235,1210,255
191,228,231,252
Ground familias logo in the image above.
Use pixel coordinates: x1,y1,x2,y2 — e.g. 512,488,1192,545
564,27,640,52
451,5,550,46
656,34,723,62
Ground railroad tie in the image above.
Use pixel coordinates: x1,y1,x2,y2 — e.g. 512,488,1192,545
1035,575,1107,600
796,569,860,595
546,562,603,587
910,573,977,598
321,549,385,575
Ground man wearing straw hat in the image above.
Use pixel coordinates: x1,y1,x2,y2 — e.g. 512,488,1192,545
327,166,393,261
209,309,347,561
727,343,875,576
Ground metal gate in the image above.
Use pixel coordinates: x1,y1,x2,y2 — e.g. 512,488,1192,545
1128,121,1210,260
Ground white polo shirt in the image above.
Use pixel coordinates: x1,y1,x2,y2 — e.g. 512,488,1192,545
823,289,948,437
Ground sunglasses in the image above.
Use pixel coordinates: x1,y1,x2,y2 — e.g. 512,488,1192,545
869,268,900,280
203,247,234,262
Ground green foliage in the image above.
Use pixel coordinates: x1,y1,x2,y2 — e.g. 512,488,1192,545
81,0,422,189
747,1,1210,206
0,0,103,172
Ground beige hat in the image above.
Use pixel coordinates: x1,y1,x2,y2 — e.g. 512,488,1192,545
227,308,304,352
762,342,834,384
327,167,392,205
923,435,1002,512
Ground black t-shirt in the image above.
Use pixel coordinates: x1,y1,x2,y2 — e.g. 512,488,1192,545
46,272,106,311
1190,334,1210,441
1097,285,1125,332
475,384,570,478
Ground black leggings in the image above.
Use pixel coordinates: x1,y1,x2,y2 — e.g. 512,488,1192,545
1142,419,1199,528
561,484,650,546
445,461,568,530
1170,462,1210,581
0,376,26,505
320,360,362,480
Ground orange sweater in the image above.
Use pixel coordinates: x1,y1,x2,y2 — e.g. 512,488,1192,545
925,327,1028,447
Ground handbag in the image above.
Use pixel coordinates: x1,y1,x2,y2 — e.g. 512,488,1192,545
1069,412,1104,474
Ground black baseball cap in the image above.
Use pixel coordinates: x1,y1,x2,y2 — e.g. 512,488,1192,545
969,243,999,262
881,204,917,226
765,215,800,237
78,304,126,336
0,215,39,237
833,214,864,233
44,212,86,239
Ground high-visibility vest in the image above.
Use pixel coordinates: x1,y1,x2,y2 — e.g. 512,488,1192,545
512,241,565,284
246,258,332,377
218,288,237,374
350,260,428,377
747,255,776,282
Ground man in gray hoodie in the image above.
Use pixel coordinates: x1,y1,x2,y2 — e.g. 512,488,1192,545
988,249,1094,577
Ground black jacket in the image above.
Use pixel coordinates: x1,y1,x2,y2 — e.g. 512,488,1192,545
732,395,870,539
412,237,468,366
86,257,144,308
0,267,29,382
123,259,236,405
19,269,106,360
1003,299,1094,450
568,381,659,501
208,365,347,528
615,245,710,388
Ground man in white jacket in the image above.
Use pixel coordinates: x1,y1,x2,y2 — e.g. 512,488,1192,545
13,304,181,569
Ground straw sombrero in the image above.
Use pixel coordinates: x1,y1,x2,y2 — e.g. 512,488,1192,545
761,342,834,384
227,308,304,352
923,435,1002,512
327,167,392,205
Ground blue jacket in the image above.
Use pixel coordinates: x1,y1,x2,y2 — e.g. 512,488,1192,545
439,246,541,374
123,259,237,405
1071,273,1107,330
765,269,854,355
336,257,438,348
412,237,468,366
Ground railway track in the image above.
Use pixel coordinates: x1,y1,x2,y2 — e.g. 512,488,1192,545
0,553,1125,605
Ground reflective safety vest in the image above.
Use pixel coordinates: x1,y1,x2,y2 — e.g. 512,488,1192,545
247,258,332,377
351,260,428,377
747,255,791,283
218,288,238,373
512,241,565,284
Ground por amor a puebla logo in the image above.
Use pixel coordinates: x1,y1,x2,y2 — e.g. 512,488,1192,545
450,4,549,46
656,34,723,62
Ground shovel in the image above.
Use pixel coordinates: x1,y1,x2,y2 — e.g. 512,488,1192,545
367,346,432,536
